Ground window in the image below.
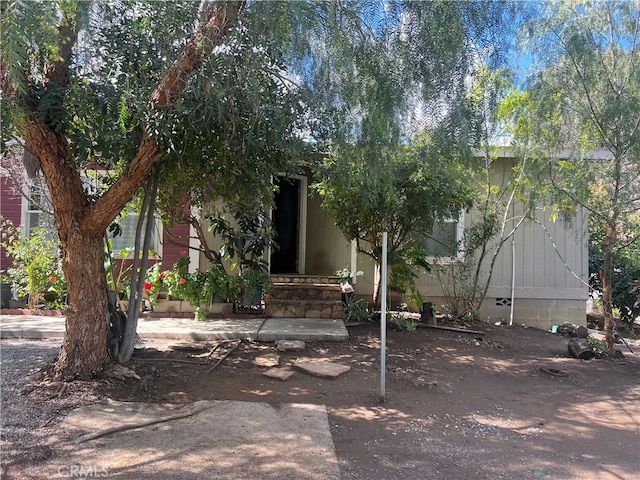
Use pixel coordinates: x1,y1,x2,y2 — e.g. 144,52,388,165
23,184,55,240
109,213,162,257
426,213,464,262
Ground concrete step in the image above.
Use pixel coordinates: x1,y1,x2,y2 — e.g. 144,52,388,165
265,299,343,319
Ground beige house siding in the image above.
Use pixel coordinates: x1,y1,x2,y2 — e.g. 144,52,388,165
193,157,589,330
320,156,589,330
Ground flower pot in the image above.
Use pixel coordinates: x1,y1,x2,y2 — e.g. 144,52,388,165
209,302,233,314
0,283,12,309
242,285,263,306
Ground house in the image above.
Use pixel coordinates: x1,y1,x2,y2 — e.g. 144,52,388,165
191,151,588,330
0,168,191,307
1,150,589,330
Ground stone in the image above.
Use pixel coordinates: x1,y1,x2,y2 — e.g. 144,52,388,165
254,354,280,367
169,342,208,352
293,361,351,378
276,340,306,352
263,367,295,381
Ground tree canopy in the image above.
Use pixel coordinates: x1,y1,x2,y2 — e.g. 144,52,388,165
1,0,516,377
513,0,640,351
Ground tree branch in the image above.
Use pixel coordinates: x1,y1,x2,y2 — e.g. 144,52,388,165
86,1,246,234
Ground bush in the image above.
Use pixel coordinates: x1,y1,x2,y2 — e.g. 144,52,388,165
1,218,66,308
343,296,370,323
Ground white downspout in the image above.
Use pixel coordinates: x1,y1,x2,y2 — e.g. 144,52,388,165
509,235,516,326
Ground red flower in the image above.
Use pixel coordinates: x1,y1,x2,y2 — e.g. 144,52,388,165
151,252,157,259
143,282,152,291
159,272,166,279
179,278,187,285
180,250,188,256
49,276,57,283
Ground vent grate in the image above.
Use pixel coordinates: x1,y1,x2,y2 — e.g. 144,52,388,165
495,297,512,307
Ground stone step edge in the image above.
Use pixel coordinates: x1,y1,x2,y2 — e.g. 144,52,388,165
271,283,341,289
270,276,341,284
266,299,343,305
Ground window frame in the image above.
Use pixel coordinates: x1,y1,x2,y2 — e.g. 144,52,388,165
21,182,55,240
83,170,163,260
107,212,163,260
425,211,465,264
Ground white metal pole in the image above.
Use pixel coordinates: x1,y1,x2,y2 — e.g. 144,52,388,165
380,232,388,403
509,236,515,326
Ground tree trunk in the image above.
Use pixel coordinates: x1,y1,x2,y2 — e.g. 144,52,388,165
17,1,246,379
54,232,111,379
602,222,616,355
373,262,382,309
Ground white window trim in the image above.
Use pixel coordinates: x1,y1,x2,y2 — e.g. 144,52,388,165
20,182,55,239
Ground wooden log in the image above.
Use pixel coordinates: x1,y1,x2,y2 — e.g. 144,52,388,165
420,302,437,326
415,324,485,335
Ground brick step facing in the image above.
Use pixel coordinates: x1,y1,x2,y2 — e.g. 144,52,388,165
268,284,342,301
267,275,344,319
265,299,343,319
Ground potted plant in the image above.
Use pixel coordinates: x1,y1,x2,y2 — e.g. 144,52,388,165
209,208,275,311
0,272,11,309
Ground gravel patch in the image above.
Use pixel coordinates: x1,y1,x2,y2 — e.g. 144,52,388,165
1,339,100,479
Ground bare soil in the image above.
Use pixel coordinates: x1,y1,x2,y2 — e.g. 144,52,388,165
3,320,640,480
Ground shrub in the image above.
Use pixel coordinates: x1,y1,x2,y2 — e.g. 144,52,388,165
1,218,65,308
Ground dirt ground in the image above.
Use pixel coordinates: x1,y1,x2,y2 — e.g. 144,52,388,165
3,320,640,480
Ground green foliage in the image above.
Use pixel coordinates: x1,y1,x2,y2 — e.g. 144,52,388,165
394,314,418,332
335,268,364,283
103,238,132,298
162,254,217,315
142,261,164,307
208,208,276,283
1,218,65,308
161,253,266,317
343,296,370,323
515,1,640,347
314,132,474,281
589,242,640,326
586,336,607,355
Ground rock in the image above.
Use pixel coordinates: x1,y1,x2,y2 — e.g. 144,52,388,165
263,367,295,381
254,354,280,367
276,340,305,352
108,364,141,381
293,361,351,378
169,342,208,352
575,326,589,338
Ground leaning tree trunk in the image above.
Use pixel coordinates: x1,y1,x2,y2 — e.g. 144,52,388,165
602,221,616,355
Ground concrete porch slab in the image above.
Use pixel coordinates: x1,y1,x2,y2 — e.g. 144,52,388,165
257,318,349,342
0,315,350,343
137,317,266,341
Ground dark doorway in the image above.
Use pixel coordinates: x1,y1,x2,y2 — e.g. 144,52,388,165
270,178,300,274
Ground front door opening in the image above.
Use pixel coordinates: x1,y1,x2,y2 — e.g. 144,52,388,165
270,178,300,274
